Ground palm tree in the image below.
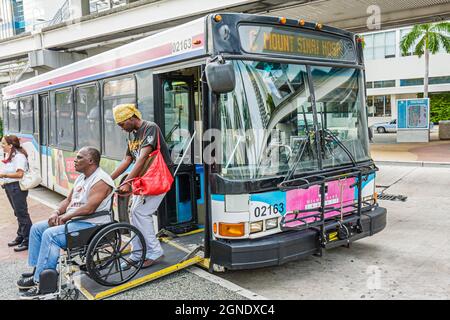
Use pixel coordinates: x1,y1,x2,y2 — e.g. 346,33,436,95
400,22,450,98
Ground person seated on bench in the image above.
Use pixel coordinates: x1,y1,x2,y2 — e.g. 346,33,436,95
17,147,115,299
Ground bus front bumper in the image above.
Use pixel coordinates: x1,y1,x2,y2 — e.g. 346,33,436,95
210,206,387,270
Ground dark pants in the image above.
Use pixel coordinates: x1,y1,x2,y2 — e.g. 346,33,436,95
3,182,32,243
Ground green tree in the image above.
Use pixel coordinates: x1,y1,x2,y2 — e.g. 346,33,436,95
400,22,450,98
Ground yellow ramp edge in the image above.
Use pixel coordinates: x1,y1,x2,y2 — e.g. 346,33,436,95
86,256,204,300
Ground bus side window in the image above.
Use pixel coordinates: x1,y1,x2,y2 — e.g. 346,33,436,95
19,96,34,134
55,89,75,150
103,76,136,159
136,70,154,122
8,100,20,132
49,92,57,146
76,84,101,151
2,101,9,133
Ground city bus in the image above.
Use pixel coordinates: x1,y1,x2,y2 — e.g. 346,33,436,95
2,13,386,276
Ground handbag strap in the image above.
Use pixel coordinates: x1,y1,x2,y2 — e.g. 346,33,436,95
156,128,161,151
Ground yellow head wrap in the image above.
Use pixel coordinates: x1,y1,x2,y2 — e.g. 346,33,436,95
113,104,142,124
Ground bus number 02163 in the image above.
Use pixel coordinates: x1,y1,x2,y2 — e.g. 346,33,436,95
253,203,284,218
172,38,192,53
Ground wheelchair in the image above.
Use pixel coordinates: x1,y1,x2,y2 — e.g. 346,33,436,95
35,200,147,300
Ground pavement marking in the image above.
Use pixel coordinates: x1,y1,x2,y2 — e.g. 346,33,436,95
27,187,266,300
187,266,267,300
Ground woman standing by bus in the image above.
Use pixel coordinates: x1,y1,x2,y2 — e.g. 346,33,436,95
0,135,32,252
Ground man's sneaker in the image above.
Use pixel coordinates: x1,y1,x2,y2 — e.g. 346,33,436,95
17,277,36,290
20,287,43,300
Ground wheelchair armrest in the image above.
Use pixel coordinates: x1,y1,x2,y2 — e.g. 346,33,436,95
64,211,113,234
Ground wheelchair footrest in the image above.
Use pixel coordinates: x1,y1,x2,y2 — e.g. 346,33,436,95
39,269,58,294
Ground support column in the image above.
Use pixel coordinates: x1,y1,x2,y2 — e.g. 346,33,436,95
70,0,90,18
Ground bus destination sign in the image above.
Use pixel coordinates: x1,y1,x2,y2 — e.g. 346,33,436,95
239,25,356,62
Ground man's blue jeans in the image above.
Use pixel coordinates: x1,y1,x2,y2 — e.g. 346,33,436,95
28,220,95,283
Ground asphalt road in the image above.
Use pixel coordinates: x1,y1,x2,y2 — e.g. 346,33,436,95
216,164,450,299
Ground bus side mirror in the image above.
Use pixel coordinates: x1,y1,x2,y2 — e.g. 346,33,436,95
205,60,235,94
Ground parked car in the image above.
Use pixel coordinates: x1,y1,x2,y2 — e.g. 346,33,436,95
371,119,397,133
371,119,435,133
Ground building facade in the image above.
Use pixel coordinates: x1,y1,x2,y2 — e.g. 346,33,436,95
0,0,25,39
362,22,450,123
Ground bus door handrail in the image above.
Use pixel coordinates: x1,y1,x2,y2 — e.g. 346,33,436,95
173,130,197,177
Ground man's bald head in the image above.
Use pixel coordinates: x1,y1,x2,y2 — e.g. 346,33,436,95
79,146,101,166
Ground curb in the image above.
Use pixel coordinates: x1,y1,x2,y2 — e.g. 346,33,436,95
375,160,450,168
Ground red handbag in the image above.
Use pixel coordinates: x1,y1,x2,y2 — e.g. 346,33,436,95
130,133,174,196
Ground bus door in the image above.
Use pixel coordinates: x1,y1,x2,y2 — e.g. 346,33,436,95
156,75,200,235
38,94,50,187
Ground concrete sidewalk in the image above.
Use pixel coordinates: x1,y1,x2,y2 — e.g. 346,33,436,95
0,189,51,262
370,131,450,164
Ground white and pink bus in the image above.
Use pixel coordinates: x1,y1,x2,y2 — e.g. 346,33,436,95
2,13,386,272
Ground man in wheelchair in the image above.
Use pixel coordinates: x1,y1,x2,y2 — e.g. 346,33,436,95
17,147,115,299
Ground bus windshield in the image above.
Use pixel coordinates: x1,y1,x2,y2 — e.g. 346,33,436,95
218,60,370,180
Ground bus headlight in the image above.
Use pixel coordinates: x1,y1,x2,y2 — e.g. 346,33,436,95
250,221,263,234
266,218,278,230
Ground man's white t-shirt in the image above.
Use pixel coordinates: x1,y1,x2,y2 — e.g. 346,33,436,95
66,168,115,224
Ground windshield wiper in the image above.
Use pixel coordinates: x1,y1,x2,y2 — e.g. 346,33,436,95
321,128,357,166
281,132,314,184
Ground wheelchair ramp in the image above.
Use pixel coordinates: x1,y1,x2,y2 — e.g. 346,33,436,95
74,240,203,300
159,228,209,269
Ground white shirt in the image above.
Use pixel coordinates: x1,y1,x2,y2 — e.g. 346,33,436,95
0,152,28,184
67,168,115,224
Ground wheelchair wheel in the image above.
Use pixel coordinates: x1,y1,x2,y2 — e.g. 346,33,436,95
58,287,80,300
85,222,146,287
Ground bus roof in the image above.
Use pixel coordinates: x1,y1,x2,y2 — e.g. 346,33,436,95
2,17,206,100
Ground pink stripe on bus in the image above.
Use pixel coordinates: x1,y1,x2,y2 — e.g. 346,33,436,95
6,34,204,97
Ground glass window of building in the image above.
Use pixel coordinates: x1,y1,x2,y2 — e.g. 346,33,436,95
373,33,385,59
371,95,391,117
55,89,75,149
400,78,424,86
363,34,374,60
364,30,397,60
367,96,374,116
19,97,33,133
374,80,395,88
76,84,101,150
429,76,450,85
400,28,416,56
385,31,396,58
12,0,25,35
103,76,136,159
89,0,128,14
